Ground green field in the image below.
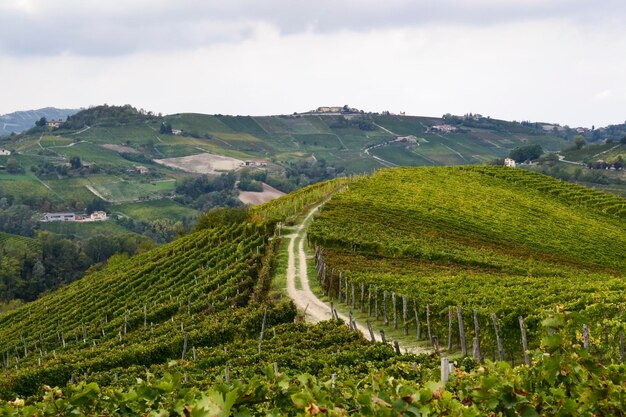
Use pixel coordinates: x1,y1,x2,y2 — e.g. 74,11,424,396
115,200,199,221
86,176,176,202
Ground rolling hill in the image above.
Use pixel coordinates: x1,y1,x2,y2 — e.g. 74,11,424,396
309,166,626,352
0,167,624,415
0,106,575,212
0,108,78,136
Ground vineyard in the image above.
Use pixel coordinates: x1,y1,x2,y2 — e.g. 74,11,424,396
0,232,40,253
0,182,434,405
1,166,626,415
308,166,626,359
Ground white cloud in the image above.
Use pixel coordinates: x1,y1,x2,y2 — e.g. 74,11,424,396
594,89,612,101
1,2,626,127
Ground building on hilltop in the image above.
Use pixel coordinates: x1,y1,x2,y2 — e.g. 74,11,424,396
0,149,11,156
241,160,268,167
42,212,76,222
504,158,517,168
430,124,457,133
46,120,64,129
87,211,108,222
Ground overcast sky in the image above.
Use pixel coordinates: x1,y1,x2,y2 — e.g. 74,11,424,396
1,0,625,127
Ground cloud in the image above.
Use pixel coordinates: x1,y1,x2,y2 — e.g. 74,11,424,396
1,0,625,57
594,89,612,101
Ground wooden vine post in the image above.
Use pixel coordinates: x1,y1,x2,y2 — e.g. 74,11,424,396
519,316,530,366
447,307,453,351
360,283,365,312
375,287,379,320
402,295,408,336
472,309,482,362
258,307,268,354
426,304,432,344
383,291,389,325
392,292,398,330
583,324,590,350
414,300,421,340
491,313,504,361
457,307,467,357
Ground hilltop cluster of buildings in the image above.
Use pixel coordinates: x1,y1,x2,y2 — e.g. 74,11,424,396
428,124,457,133
41,211,108,223
46,119,64,129
241,160,267,167
313,106,361,114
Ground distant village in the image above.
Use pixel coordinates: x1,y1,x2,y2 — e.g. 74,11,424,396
41,211,108,223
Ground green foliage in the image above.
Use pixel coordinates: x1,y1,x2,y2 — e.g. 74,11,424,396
309,167,626,350
238,179,263,192
159,121,173,135
194,207,248,231
61,105,151,130
2,315,625,416
509,144,544,162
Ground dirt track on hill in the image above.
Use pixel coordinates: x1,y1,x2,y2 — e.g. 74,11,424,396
284,204,429,355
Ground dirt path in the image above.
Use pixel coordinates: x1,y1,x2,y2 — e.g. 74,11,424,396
285,204,429,354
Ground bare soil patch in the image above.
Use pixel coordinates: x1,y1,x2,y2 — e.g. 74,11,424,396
239,183,285,205
154,153,243,174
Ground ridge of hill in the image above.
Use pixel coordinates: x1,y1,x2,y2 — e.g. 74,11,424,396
0,167,625,413
0,108,79,136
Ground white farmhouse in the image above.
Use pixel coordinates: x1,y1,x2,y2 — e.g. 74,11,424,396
504,158,517,168
0,149,11,156
88,211,108,221
42,212,76,222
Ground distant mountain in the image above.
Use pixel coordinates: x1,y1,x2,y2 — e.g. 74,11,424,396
0,107,79,135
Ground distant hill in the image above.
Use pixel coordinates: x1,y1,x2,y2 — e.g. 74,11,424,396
0,107,79,136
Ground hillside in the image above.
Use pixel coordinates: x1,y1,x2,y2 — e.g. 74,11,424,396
0,168,625,414
0,106,580,252
0,198,428,401
0,108,78,136
309,167,626,353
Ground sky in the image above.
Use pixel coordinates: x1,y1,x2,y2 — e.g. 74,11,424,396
1,0,626,127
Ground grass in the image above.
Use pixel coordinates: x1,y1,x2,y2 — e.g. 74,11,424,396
87,177,176,203
0,174,53,198
115,199,199,222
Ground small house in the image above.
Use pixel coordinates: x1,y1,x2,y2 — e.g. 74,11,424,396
42,212,76,222
46,120,64,129
90,211,108,221
0,149,11,156
504,158,517,168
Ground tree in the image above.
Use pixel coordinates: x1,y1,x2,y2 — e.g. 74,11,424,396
509,144,544,163
86,198,108,214
620,135,626,144
6,158,22,174
574,135,586,150
160,122,173,134
69,156,82,170
35,117,47,127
